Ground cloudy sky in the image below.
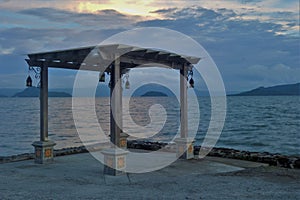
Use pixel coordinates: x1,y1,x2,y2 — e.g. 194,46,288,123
0,0,299,91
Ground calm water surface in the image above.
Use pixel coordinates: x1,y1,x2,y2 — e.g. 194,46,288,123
0,96,299,156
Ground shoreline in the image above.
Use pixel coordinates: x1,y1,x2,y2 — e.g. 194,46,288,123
1,140,299,169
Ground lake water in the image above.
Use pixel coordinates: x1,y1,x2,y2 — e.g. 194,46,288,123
0,96,299,156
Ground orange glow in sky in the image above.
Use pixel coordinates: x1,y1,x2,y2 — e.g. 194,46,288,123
76,1,161,18
0,0,298,28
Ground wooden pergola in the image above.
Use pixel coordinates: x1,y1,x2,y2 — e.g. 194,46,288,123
25,44,200,175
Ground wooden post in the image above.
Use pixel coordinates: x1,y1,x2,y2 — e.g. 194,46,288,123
110,54,122,147
32,64,55,164
40,64,48,141
104,54,128,176
180,65,188,138
175,63,194,159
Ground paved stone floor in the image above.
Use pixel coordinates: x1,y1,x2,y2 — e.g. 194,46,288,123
0,153,299,200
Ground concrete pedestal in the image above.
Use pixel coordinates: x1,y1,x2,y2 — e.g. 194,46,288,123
32,141,56,164
175,138,194,159
102,148,128,176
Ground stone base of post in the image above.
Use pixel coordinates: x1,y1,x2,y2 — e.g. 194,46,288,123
32,141,56,164
102,148,128,176
174,138,194,159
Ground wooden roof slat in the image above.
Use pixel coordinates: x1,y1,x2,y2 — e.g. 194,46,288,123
157,53,171,60
124,49,147,57
143,51,159,60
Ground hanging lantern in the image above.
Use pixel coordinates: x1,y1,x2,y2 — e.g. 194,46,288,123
26,75,32,87
99,72,105,82
125,80,130,89
123,72,130,89
188,69,194,88
189,78,194,88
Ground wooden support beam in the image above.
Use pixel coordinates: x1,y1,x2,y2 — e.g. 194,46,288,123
180,64,188,138
32,62,55,164
110,54,122,147
40,64,48,141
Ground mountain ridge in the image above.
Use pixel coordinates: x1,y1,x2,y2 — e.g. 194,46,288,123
231,83,300,96
13,87,71,97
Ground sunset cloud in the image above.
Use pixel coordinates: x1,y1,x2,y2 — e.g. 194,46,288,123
0,0,298,90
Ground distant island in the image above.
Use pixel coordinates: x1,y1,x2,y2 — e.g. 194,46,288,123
131,83,175,97
232,83,300,96
141,91,168,97
0,94,7,97
13,87,71,97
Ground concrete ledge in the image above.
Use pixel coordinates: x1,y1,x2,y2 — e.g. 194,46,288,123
1,141,300,169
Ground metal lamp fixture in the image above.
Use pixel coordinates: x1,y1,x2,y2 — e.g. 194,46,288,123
189,77,194,88
125,80,130,89
124,72,130,89
26,66,40,87
188,69,194,88
26,75,32,87
99,72,106,82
